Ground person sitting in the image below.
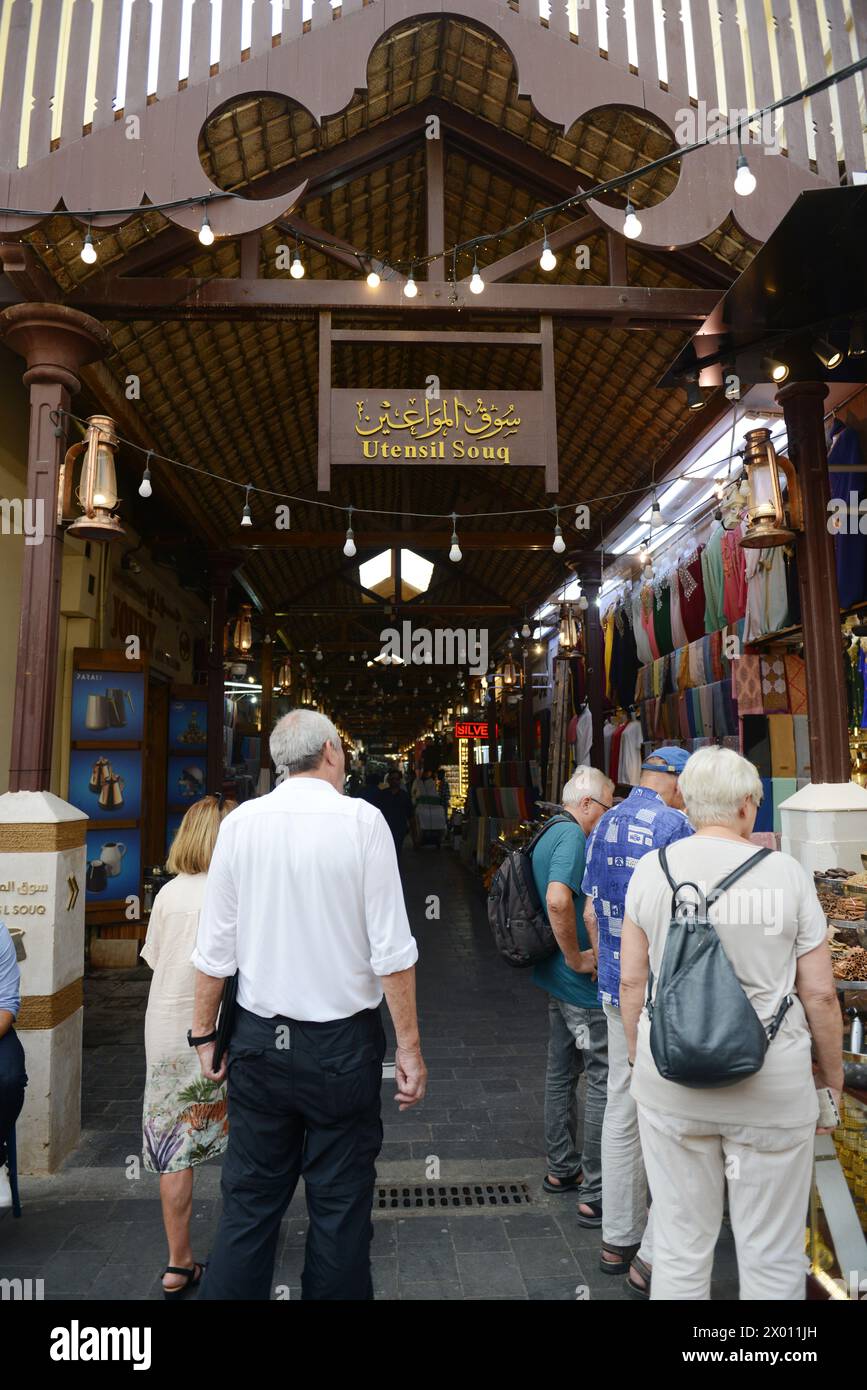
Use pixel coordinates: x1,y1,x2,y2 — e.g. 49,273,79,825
619,745,843,1300
141,794,237,1297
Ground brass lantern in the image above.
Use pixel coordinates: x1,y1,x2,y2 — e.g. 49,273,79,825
502,654,519,687
740,427,803,549
63,414,125,541
232,604,253,654
558,603,580,651
277,658,292,694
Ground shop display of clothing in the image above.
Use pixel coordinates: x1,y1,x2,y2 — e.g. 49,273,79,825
653,582,673,657
602,718,617,778
721,523,748,625
744,547,789,643
609,719,628,783
574,704,593,766
632,585,654,666
783,654,808,715
677,549,707,643
669,573,688,649
760,656,789,713
640,585,660,661
829,421,867,609
768,714,797,777
734,653,763,716
701,526,726,634
603,610,615,699
610,607,641,711
617,718,643,786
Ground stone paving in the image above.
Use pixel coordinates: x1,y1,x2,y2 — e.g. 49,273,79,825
0,843,739,1300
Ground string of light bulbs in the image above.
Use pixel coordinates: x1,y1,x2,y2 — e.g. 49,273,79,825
5,57,864,280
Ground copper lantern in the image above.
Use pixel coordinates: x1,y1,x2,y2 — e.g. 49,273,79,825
740,426,803,549
63,414,125,541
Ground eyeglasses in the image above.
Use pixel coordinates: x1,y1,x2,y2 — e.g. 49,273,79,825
589,797,614,812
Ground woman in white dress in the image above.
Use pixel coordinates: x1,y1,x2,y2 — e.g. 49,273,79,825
141,795,236,1298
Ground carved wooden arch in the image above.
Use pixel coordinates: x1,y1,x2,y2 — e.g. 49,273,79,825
0,0,859,246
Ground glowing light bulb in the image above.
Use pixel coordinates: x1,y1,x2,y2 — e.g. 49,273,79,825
403,272,418,299
734,155,756,197
80,232,97,265
539,238,556,272
343,529,357,557
198,208,215,246
138,468,152,499
366,267,381,289
449,540,462,562
623,201,642,239
552,525,566,554
470,261,485,294
290,250,305,279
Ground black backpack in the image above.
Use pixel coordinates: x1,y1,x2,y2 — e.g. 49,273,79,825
647,845,794,1088
487,815,575,967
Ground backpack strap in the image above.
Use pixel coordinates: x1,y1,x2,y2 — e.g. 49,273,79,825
706,847,772,905
525,814,575,857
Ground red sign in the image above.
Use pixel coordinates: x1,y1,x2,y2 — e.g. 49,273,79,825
455,721,489,739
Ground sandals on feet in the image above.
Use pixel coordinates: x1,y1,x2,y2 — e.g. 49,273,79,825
542,1169,584,1195
599,1241,640,1275
575,1201,603,1229
624,1255,652,1300
162,1263,205,1300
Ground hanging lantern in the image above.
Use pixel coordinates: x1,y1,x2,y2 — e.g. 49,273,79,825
232,604,253,654
63,414,124,541
740,426,803,549
277,658,292,694
558,603,580,651
502,654,519,687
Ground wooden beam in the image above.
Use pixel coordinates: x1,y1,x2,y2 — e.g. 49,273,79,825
330,329,542,345
426,135,445,283
540,314,558,494
607,229,629,286
474,216,599,284
318,310,331,491
67,277,720,324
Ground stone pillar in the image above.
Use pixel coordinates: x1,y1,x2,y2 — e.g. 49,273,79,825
0,305,111,793
0,792,87,1173
206,555,235,794
776,380,850,783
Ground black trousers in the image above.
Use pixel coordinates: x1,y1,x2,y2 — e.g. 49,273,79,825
0,1029,27,1167
200,1003,386,1301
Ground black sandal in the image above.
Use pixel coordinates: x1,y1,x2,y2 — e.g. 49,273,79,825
599,1241,639,1275
575,1201,603,1228
162,1263,205,1300
624,1254,652,1300
542,1168,584,1195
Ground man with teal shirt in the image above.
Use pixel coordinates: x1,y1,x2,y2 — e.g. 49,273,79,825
532,766,615,1222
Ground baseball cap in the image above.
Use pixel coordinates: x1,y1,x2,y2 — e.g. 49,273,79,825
641,746,690,775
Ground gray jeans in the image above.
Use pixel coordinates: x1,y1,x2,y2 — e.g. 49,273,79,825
542,998,608,1204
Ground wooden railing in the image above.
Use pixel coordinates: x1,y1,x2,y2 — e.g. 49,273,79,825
0,1,865,180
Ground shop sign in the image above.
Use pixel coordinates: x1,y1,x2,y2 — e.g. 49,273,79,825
455,720,490,739
331,390,546,468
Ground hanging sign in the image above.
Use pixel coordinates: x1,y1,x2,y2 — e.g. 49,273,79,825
455,720,490,739
331,390,545,467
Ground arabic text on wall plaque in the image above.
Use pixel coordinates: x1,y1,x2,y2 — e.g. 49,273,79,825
330,390,546,468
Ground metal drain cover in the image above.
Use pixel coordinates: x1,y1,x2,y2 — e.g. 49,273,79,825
376,1182,532,1211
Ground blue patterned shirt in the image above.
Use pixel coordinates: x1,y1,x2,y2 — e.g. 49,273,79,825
581,787,694,1007
0,922,21,1017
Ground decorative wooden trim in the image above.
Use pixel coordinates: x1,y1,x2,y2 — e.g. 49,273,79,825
0,821,86,852
16,977,83,1030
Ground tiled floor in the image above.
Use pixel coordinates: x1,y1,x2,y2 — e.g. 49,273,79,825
0,843,738,1300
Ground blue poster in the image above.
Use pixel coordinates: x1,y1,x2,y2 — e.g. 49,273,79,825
168,700,207,751
85,829,141,903
166,811,184,859
72,671,145,742
168,755,207,807
69,749,142,821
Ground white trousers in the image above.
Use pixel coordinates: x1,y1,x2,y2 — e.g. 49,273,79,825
637,1103,815,1300
602,1002,653,1262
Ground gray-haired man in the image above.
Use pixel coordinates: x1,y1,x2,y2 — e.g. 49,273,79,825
532,766,615,1220
191,709,427,1300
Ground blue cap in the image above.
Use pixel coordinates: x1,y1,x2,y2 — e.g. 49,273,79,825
641,746,690,775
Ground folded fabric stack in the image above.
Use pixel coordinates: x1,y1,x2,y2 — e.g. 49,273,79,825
471,786,533,818
638,675,739,741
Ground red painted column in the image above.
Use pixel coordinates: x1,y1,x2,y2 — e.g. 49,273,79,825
0,305,111,792
776,380,850,784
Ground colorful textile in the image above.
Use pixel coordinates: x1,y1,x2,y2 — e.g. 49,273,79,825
678,549,707,643
678,694,691,739
744,547,789,642
676,645,690,691
603,611,615,699
701,525,726,633
734,653,763,716
707,629,724,683
793,715,811,780
721,523,748,624
665,693,680,737
654,581,673,657
772,778,798,832
688,640,706,688
742,715,772,778
689,687,703,736
768,714,797,777
699,684,715,736
755,779,775,832
784,654,808,716
669,574,688,649
641,585,660,661
632,585,654,665
760,656,789,713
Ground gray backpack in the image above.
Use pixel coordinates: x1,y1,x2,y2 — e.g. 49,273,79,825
487,815,574,967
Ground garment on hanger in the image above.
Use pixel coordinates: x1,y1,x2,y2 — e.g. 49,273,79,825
602,717,617,778
783,546,801,628
653,580,673,656
669,572,688,648
701,525,726,633
574,704,593,766
640,584,660,660
617,717,643,786
721,523,748,624
829,421,867,609
632,585,654,665
602,610,615,699
608,717,628,783
744,547,788,642
678,547,707,643
688,639,706,688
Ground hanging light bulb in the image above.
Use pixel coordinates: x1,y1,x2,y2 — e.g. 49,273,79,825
241,485,253,526
714,479,726,501
80,227,97,265
638,538,651,566
366,261,381,289
649,493,663,528
734,136,756,197
578,592,589,611
138,451,153,499
539,234,557,272
233,604,253,654
552,506,566,554
403,268,418,299
343,506,357,557
198,205,215,246
469,259,485,294
314,644,323,662
289,246,305,279
449,513,462,562
642,562,654,581
521,616,531,639
623,199,642,240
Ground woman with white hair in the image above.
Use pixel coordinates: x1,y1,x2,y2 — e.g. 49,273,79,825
619,745,842,1301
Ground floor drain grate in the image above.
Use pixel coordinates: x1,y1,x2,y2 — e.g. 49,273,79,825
376,1182,532,1210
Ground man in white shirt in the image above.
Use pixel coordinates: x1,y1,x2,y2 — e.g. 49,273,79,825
190,709,426,1301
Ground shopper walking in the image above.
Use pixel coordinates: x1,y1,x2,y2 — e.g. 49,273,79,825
141,794,237,1297
191,709,426,1301
0,922,26,1211
619,746,842,1301
379,769,414,860
581,746,693,1294
533,768,615,1216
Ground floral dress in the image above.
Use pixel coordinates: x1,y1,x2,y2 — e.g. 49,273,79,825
141,873,228,1173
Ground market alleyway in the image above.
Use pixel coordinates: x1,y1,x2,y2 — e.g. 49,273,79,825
0,847,738,1301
